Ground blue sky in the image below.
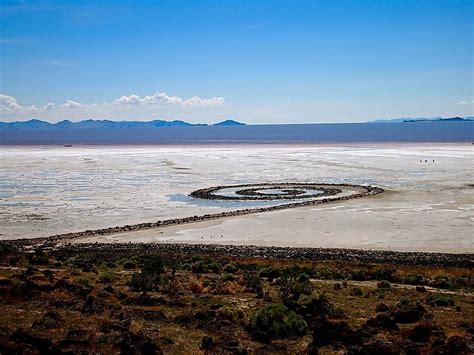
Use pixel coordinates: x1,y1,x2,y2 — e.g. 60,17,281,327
0,0,472,123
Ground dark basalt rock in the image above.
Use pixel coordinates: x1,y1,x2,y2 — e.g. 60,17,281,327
348,340,398,355
0,336,22,353
393,303,427,323
32,311,63,330
406,321,445,343
125,292,162,306
195,310,216,321
24,266,39,276
375,303,390,313
201,336,213,349
116,331,162,355
193,183,341,201
53,277,90,297
10,329,62,354
431,335,470,354
125,308,166,321
0,277,13,288
99,320,128,334
34,242,472,269
310,318,362,349
255,342,288,353
364,313,399,331
11,280,51,298
211,338,247,355
97,321,162,354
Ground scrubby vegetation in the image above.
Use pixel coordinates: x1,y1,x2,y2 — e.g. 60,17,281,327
247,304,307,341
0,242,472,353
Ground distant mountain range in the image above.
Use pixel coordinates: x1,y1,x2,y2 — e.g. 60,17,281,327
0,117,471,131
0,119,245,130
370,116,474,123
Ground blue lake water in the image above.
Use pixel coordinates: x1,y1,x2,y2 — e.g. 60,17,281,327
0,121,472,145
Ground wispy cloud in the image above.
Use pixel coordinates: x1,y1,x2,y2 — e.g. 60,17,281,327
418,69,458,78
40,60,75,67
0,38,19,45
0,37,38,45
242,23,267,31
456,100,474,105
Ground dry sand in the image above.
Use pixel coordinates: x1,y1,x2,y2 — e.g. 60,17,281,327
1,144,472,252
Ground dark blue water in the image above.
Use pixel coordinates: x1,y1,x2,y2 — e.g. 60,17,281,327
0,122,472,145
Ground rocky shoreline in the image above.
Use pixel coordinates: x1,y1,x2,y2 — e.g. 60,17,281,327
189,183,342,200
5,241,471,268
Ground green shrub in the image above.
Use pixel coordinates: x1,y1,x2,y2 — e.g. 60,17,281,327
28,250,50,265
142,257,164,276
179,262,191,271
377,280,391,289
315,267,349,280
192,260,206,274
224,263,238,274
129,257,164,291
245,272,263,297
396,297,419,307
222,273,237,282
217,306,245,322
0,242,16,256
427,295,455,307
297,294,312,306
258,266,281,281
248,304,307,341
279,273,313,302
123,260,138,270
207,261,221,273
404,274,426,285
430,275,452,289
98,271,115,284
373,268,397,282
350,287,363,296
130,271,160,291
351,270,369,281
191,255,204,262
292,293,334,319
298,273,310,282
74,276,92,289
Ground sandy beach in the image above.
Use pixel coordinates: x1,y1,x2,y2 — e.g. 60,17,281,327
1,144,472,252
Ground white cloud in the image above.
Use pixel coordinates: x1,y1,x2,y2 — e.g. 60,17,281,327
456,99,474,105
0,94,24,112
41,60,75,67
113,93,226,107
0,94,38,113
60,100,86,109
0,92,227,121
43,102,55,110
